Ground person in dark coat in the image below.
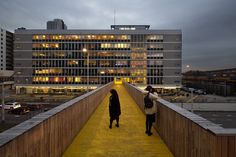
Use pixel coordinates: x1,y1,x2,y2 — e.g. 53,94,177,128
109,89,121,129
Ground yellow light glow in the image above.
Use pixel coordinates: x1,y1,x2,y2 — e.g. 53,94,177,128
114,78,122,85
75,77,81,82
82,48,87,52
34,35,39,39
67,77,74,82
39,53,45,56
54,77,59,82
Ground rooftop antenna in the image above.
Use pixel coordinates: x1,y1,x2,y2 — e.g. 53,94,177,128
114,9,116,25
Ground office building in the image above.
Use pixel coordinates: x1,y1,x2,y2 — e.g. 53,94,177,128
47,19,67,30
0,27,13,71
14,24,182,94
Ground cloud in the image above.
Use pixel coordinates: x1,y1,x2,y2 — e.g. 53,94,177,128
0,0,235,71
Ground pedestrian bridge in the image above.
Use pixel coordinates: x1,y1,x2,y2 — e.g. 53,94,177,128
63,85,172,157
0,83,236,157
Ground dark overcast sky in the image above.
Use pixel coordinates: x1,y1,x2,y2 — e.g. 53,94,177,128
0,0,236,71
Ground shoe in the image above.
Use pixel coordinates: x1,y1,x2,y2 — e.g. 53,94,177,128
115,124,119,128
145,130,148,134
109,125,112,129
148,132,153,136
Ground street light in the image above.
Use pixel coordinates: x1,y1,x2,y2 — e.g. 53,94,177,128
1,70,18,122
1,82,5,122
186,65,190,72
82,48,89,92
1,81,14,123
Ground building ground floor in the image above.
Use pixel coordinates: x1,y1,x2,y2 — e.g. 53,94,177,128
15,77,181,94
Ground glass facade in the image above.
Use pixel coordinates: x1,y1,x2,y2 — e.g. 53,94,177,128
14,25,182,93
30,34,165,85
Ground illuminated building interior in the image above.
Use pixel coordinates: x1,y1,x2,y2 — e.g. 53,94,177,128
14,25,182,93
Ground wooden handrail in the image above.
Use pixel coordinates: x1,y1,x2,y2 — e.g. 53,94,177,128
124,82,236,157
0,82,113,157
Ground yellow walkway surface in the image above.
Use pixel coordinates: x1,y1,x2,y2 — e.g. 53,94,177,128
63,85,173,157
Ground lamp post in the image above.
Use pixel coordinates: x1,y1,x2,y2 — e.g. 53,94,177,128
82,48,89,92
187,88,194,112
186,65,190,72
1,83,5,123
1,72,18,123
1,81,14,123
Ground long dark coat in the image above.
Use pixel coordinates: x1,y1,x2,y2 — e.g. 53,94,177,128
109,95,121,118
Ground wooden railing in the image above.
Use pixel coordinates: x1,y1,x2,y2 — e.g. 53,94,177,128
0,83,113,157
124,83,236,157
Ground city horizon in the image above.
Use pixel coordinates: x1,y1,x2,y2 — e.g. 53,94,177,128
1,0,236,71
1,0,236,154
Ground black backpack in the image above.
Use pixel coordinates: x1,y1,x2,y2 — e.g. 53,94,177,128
144,93,153,108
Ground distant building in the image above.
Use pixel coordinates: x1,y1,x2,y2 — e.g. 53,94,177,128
47,19,67,30
0,27,13,71
14,24,182,94
183,68,236,96
0,70,14,83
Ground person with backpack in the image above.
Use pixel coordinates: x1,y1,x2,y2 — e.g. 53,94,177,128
109,89,121,129
144,85,158,136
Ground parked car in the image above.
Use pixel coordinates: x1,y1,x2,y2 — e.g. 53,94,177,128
0,102,21,110
181,86,190,92
27,104,44,111
195,89,207,95
8,106,30,115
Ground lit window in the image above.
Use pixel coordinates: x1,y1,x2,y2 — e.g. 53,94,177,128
54,77,59,82
33,35,39,40
131,61,147,68
68,60,78,66
75,77,81,82
72,35,79,40
92,35,96,39
67,77,74,82
101,43,130,49
148,44,163,49
121,35,128,39
147,35,163,40
115,61,127,66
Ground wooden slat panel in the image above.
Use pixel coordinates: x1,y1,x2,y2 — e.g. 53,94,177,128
209,132,217,157
228,137,235,157
221,137,228,157
124,83,236,157
0,83,113,157
235,137,236,157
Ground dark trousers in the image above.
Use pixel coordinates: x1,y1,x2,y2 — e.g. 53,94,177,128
146,114,155,133
110,117,119,126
